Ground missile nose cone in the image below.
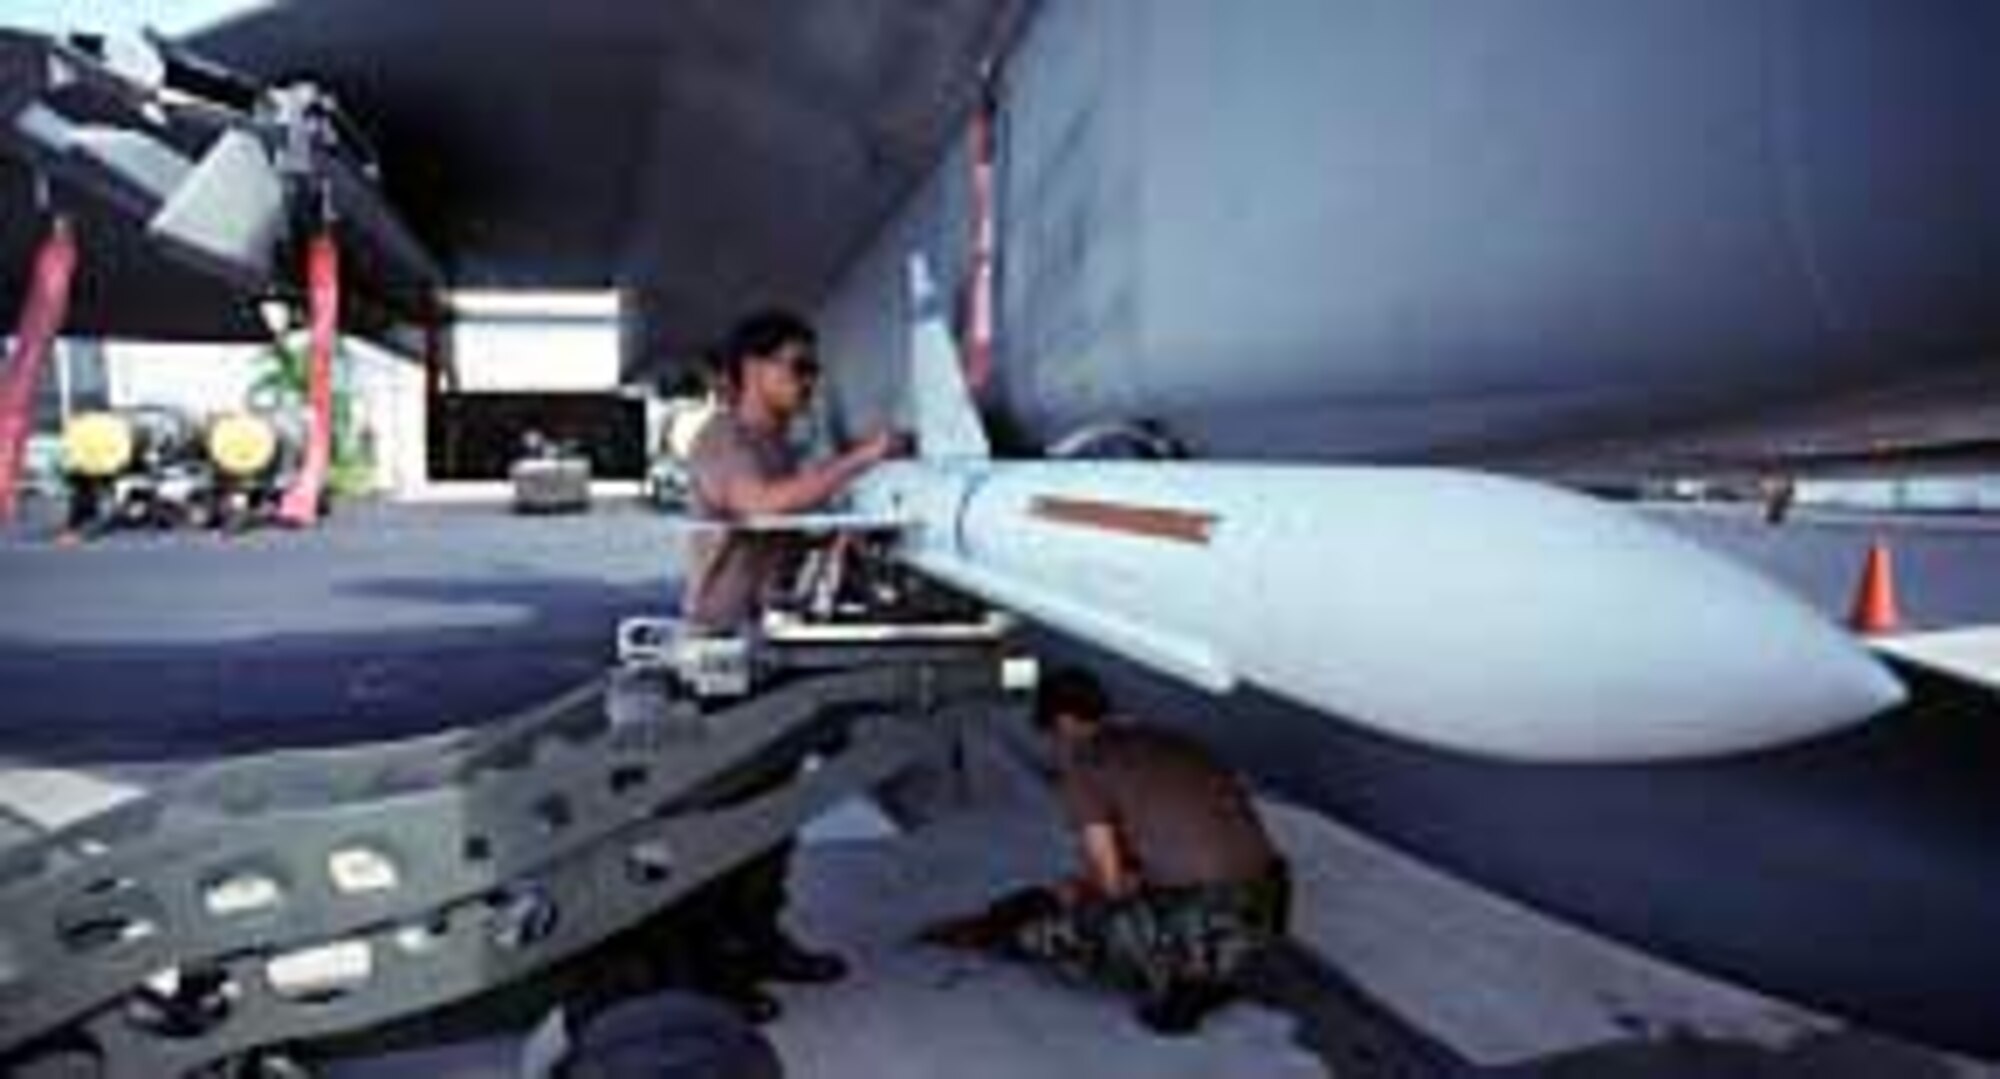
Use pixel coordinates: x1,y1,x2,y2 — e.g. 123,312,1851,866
1832,643,1910,725
1543,567,1908,762
1232,473,1904,767
1243,471,1907,762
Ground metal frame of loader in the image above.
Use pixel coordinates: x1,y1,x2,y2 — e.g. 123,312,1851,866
0,607,1019,1078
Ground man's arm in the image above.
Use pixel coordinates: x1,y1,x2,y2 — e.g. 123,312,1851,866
1055,756,1136,903
711,430,899,517
1073,820,1136,901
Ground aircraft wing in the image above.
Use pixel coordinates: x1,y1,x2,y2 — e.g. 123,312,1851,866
1873,629,2000,693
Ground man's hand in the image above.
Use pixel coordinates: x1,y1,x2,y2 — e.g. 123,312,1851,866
716,427,910,517
850,427,912,466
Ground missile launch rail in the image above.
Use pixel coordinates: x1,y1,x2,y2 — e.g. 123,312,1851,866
0,614,1018,1078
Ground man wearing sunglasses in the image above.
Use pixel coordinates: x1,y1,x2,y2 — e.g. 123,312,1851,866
677,307,902,1022
681,308,898,629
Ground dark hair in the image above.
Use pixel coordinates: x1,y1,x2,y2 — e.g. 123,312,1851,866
691,345,733,398
722,308,816,379
1033,665,1109,731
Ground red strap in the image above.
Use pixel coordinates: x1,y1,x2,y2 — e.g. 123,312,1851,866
0,218,79,523
965,96,996,393
278,233,339,525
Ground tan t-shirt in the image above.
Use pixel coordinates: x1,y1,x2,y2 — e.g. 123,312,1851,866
681,412,801,631
1060,724,1279,889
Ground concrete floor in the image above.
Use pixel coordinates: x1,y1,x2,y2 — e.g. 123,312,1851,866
0,497,670,761
4,494,1999,1075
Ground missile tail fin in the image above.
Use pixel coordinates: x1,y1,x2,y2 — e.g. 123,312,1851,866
905,253,990,462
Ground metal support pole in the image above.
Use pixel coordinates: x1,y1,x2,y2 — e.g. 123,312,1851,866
277,231,338,525
963,73,998,394
0,216,78,523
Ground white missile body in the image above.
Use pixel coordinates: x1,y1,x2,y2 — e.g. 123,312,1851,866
844,258,1904,762
854,459,1901,761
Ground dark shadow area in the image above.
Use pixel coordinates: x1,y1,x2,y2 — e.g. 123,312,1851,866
309,905,771,1076
0,572,669,763
1255,941,1963,1078
428,392,647,481
1032,629,2000,1063
1246,942,1472,1078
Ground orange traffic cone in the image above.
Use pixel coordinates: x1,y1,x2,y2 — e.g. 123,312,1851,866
1849,539,1901,635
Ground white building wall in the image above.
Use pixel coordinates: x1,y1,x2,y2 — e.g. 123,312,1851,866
97,338,435,499
347,338,428,497
451,320,620,392
105,341,261,414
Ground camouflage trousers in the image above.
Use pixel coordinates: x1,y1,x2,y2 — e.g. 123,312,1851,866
1012,866,1291,996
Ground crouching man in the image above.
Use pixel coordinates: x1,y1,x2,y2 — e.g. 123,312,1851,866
940,666,1293,1035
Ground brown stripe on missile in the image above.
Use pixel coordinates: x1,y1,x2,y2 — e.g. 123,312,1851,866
1029,495,1218,546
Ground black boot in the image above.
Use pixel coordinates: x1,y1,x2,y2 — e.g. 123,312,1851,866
1135,981,1233,1037
749,933,849,985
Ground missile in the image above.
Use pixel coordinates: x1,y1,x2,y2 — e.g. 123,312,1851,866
844,258,1904,763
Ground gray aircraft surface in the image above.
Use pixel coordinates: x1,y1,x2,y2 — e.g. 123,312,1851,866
6,0,2000,1066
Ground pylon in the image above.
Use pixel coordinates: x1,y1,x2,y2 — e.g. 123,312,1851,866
1849,539,1902,635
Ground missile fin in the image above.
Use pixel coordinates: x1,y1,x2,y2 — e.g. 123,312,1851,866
905,253,989,462
906,549,1235,694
